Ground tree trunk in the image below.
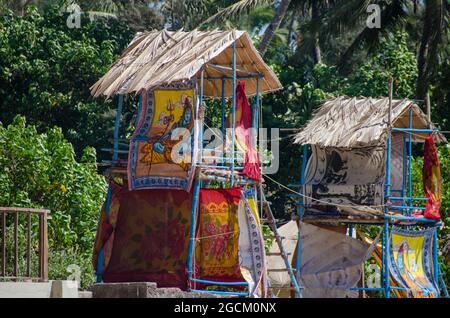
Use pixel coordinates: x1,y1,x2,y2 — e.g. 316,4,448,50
416,0,444,100
311,0,321,64
287,11,296,50
259,0,292,57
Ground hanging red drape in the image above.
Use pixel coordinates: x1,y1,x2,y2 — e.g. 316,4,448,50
232,81,261,181
423,135,441,220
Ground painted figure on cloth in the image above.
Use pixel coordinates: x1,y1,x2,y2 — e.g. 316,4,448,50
140,94,194,172
390,229,438,298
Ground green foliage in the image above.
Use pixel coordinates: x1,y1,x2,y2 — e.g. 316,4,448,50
0,115,107,252
0,6,134,155
48,248,95,289
262,224,273,252
346,32,418,98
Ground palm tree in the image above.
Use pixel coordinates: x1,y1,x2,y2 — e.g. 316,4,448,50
416,0,447,100
199,0,290,56
200,0,330,59
313,0,449,99
258,0,292,56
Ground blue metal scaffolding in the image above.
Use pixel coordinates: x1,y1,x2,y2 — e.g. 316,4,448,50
94,40,300,297
293,101,447,298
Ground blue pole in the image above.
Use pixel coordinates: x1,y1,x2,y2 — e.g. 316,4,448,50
113,94,124,162
221,78,225,149
384,218,390,298
199,70,204,167
187,179,201,290
230,41,237,185
221,78,225,168
295,145,308,297
402,134,407,213
253,78,260,148
408,108,413,216
392,128,437,133
384,88,392,297
135,93,142,126
96,185,113,283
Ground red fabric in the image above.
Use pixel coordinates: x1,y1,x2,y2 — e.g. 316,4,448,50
235,81,261,181
102,189,192,289
92,182,125,272
423,135,441,220
193,188,244,289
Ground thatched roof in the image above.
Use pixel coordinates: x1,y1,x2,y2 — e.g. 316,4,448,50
90,29,282,98
294,97,447,148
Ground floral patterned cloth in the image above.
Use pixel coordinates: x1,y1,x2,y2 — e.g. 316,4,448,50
194,188,245,284
102,189,192,289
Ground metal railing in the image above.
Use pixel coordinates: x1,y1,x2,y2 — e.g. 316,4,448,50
0,207,49,282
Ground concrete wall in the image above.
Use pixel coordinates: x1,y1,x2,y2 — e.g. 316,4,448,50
0,281,81,298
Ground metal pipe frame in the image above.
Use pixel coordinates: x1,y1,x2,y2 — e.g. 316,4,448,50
186,41,260,297
113,95,124,162
230,42,237,186
294,145,308,297
294,104,444,298
206,63,262,77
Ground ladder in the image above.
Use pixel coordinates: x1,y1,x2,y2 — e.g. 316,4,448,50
438,264,449,298
259,188,302,297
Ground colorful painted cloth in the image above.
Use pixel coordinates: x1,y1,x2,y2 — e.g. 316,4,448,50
92,181,125,273
128,81,198,191
228,81,261,181
102,189,192,289
194,188,244,284
423,135,442,220
389,227,438,298
238,188,267,297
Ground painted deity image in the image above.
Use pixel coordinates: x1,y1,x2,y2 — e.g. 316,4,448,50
140,93,194,172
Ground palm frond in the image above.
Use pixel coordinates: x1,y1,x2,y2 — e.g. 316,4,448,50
336,0,409,74
84,11,118,20
200,0,271,26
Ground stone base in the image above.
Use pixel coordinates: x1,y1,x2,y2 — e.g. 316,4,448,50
90,282,229,298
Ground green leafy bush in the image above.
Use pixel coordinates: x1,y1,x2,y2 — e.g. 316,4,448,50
0,115,107,285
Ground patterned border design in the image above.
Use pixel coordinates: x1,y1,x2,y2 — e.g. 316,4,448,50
240,188,266,296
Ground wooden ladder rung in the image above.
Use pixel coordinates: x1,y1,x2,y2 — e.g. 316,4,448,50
269,286,298,290
267,268,291,272
263,235,285,240
266,252,291,256
261,219,276,224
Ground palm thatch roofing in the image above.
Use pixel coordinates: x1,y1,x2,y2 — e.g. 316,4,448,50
294,97,447,148
90,29,282,98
